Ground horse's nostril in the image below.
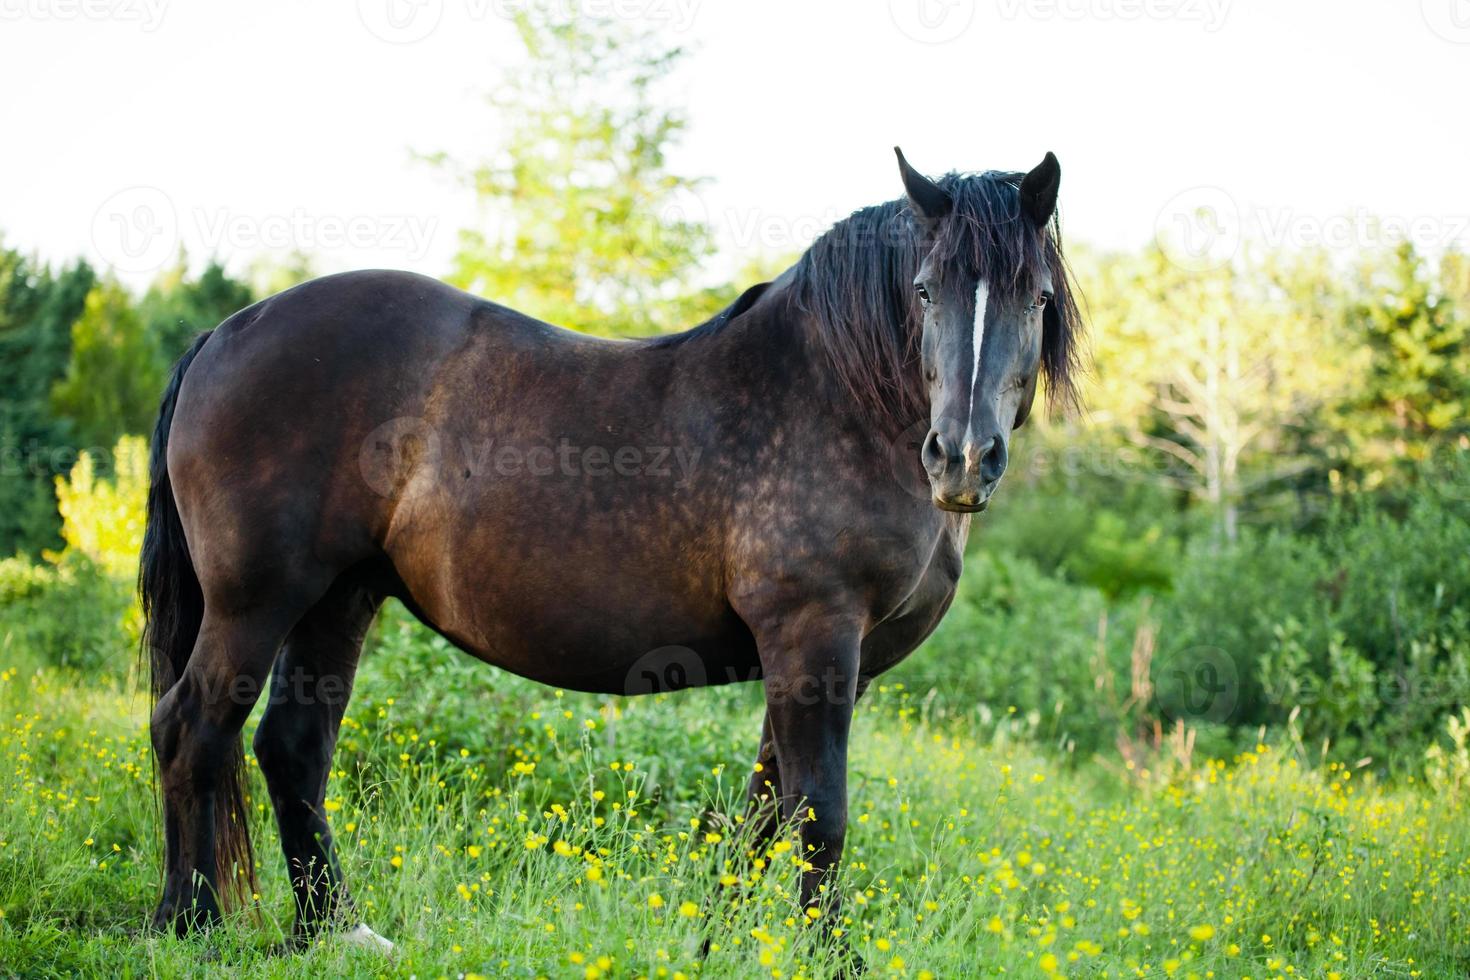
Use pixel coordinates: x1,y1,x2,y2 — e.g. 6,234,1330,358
978,436,1007,484
921,429,943,472
922,429,958,475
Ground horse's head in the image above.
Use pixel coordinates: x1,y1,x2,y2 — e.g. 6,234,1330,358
895,148,1073,513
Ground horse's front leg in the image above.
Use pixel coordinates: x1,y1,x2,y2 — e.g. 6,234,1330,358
753,610,862,920
744,713,783,843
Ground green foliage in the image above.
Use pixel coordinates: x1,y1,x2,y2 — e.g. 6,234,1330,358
0,246,95,556
0,552,131,673
0,250,251,559
1425,707,1470,799
49,279,164,453
429,9,721,335
1073,245,1356,541
137,255,253,362
55,436,148,579
1331,244,1470,491
0,436,148,673
6,642,1470,977
974,436,1189,599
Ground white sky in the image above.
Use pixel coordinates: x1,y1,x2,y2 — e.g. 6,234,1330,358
1,0,1466,290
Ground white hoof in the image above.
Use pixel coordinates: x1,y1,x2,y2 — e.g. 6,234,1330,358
342,922,395,954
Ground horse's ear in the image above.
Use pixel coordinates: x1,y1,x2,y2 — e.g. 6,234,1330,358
1019,151,1061,228
894,146,952,222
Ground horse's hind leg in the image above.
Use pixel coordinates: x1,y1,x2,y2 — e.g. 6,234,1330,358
253,578,382,947
152,600,305,933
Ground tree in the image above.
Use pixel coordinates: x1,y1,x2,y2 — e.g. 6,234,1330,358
1079,246,1352,542
50,279,163,452
1331,243,1470,491
138,254,254,363
426,9,719,335
0,245,95,555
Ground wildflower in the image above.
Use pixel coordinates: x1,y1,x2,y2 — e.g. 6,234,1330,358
679,901,699,918
648,893,665,909
1189,924,1216,942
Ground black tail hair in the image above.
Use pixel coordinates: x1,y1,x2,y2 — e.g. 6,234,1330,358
138,330,257,910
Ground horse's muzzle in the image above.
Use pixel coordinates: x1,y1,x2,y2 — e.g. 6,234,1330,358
922,427,1003,513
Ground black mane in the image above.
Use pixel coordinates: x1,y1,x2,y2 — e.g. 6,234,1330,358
788,171,1085,430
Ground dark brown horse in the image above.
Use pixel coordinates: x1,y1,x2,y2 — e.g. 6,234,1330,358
139,148,1083,948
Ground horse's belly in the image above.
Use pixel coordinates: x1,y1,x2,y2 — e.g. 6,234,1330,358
394,533,759,694
444,607,762,696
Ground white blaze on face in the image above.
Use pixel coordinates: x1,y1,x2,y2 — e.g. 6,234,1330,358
967,278,990,433
970,279,990,399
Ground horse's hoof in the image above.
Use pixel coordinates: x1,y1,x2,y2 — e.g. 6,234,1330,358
342,922,395,954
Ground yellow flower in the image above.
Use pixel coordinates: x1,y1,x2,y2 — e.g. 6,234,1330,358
647,893,665,909
678,901,699,918
987,916,1005,934
1039,952,1059,973
1189,924,1216,942
466,845,482,858
390,855,403,868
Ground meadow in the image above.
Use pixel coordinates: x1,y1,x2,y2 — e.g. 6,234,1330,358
2,13,1468,975
3,588,1469,978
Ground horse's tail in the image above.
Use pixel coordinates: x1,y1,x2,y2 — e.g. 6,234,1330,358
139,330,256,908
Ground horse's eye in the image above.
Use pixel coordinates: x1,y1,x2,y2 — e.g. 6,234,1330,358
1035,292,1051,309
915,283,932,304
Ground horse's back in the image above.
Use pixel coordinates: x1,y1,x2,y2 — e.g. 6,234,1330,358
166,272,518,593
164,270,749,684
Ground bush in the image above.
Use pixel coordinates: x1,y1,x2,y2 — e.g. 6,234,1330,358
0,552,132,674
0,436,145,675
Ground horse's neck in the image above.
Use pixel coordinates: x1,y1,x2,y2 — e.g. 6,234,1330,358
691,284,918,450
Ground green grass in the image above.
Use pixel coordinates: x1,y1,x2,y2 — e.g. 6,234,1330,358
2,613,1469,979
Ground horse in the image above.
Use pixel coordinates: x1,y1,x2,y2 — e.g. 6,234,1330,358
138,147,1083,948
